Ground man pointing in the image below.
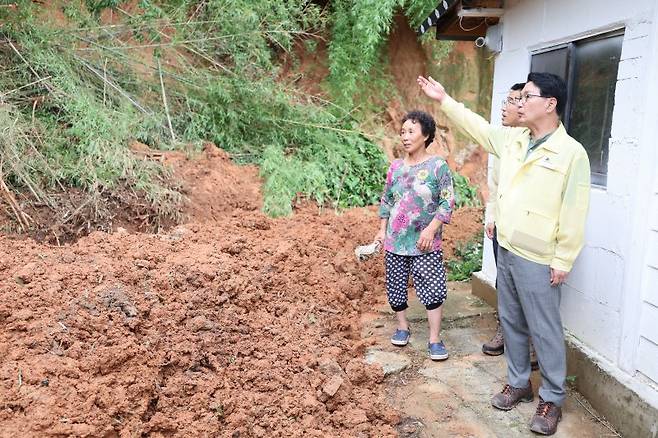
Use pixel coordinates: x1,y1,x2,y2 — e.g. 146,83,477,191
418,73,590,436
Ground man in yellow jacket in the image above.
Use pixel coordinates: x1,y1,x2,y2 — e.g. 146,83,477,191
418,72,590,436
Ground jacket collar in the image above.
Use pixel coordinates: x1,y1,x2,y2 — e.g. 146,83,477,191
535,123,566,154
520,123,567,167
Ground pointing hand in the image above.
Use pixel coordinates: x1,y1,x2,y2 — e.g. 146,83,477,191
417,76,447,102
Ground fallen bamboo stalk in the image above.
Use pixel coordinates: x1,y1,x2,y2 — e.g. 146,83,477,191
73,55,152,115
0,76,52,99
62,18,236,34
158,58,176,143
6,39,41,79
69,35,201,88
74,29,319,51
103,58,108,105
6,39,54,94
5,120,44,204
113,7,234,77
186,1,207,25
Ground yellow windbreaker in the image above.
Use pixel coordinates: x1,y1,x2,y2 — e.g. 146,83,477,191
441,96,591,272
485,156,500,225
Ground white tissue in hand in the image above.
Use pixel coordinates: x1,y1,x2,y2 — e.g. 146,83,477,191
354,241,382,261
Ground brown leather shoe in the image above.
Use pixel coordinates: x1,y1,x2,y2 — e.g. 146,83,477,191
529,398,562,435
491,382,534,410
482,323,504,356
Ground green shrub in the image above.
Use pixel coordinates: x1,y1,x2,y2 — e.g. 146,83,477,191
5,1,485,224
1,16,181,213
446,239,483,281
452,172,481,208
326,0,454,110
85,0,121,14
185,74,387,215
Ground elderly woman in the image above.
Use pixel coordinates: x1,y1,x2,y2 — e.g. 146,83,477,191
374,110,455,361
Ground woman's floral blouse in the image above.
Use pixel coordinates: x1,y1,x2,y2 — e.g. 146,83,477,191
379,156,455,256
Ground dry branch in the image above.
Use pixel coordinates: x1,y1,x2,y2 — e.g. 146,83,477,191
0,76,52,99
0,174,31,231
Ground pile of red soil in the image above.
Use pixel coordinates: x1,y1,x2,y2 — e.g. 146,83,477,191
0,145,482,437
165,144,263,222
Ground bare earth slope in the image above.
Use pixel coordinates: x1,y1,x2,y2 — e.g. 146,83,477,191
0,145,481,437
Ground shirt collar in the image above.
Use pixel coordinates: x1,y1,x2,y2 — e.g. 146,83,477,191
528,123,565,155
529,129,556,150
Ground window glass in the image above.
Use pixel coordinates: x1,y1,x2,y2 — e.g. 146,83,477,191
530,31,624,187
530,47,569,81
569,34,623,187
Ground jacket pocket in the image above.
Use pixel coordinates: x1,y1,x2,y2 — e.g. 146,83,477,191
509,210,556,255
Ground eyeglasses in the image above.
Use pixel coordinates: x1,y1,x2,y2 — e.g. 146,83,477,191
519,93,549,103
501,96,521,107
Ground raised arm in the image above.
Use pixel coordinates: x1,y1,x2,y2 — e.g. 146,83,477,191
417,76,514,157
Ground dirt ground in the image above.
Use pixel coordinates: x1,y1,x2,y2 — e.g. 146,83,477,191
0,145,483,437
363,286,619,438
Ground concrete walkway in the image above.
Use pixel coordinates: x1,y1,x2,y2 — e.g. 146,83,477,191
361,282,620,438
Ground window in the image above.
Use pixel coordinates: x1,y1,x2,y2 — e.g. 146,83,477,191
531,30,624,187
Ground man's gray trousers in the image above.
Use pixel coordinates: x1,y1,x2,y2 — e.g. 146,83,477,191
496,246,566,406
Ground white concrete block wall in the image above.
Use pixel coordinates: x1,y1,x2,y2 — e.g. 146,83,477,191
646,232,658,270
621,1,658,392
568,246,624,310
562,282,623,361
639,291,658,345
481,0,658,404
638,217,658,386
650,200,658,233
643,264,658,308
637,338,658,384
610,80,640,139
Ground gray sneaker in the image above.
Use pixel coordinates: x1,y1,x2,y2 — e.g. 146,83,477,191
390,329,410,346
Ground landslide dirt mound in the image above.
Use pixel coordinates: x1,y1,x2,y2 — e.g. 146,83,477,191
0,143,262,242
0,211,396,437
165,143,262,223
0,146,482,437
